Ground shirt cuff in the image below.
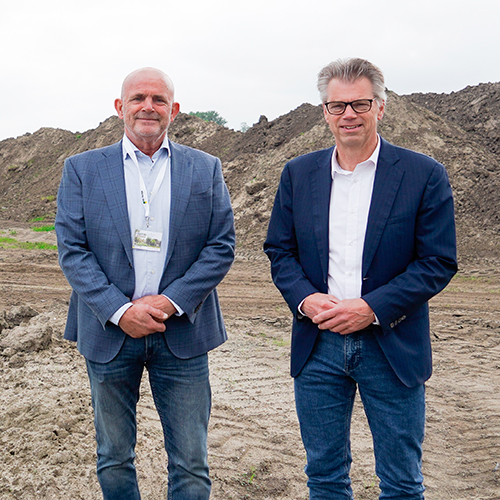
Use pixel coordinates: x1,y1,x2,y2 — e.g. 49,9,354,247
298,299,306,316
109,302,133,326
162,295,184,316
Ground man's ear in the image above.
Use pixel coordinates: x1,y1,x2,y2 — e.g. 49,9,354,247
114,99,124,119
170,102,180,123
377,101,385,121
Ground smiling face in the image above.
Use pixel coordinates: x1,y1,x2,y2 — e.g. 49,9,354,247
114,68,180,156
323,76,385,162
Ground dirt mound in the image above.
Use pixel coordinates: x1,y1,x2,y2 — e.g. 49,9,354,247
1,85,500,499
0,87,499,266
408,82,500,156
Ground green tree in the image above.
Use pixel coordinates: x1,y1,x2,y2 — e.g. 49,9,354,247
189,110,227,127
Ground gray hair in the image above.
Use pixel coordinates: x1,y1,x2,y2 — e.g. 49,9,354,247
317,58,387,104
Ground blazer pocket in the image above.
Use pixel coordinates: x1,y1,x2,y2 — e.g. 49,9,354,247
190,181,213,196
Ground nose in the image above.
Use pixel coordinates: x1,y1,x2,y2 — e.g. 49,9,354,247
343,103,358,118
142,97,155,112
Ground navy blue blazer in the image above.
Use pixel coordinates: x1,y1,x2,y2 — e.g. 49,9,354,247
56,140,235,363
264,138,457,387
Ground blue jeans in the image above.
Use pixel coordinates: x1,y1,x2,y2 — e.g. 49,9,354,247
86,332,211,500
294,330,426,499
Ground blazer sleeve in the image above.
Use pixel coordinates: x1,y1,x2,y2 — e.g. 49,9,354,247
55,155,131,328
160,157,235,323
362,161,458,329
264,162,321,314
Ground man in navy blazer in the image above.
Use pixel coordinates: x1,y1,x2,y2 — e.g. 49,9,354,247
56,68,235,500
264,58,457,498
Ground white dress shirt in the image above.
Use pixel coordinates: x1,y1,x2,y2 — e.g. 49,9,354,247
328,137,381,300
109,134,180,325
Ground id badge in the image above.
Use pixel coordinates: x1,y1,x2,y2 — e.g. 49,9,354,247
132,229,163,252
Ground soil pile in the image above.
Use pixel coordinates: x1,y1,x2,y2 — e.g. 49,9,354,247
1,83,500,499
408,82,500,157
1,85,499,265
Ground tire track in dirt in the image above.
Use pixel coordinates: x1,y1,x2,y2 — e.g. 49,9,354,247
1,249,500,499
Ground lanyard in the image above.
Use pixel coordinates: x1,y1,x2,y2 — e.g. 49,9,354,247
128,149,168,227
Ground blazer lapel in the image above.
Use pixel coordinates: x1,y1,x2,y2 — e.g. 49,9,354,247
362,139,404,275
98,142,133,264
165,142,193,267
309,148,334,285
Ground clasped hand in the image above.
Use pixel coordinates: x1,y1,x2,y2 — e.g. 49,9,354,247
301,293,375,335
118,295,177,338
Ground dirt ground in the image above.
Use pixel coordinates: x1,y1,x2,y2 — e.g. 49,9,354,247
0,223,499,499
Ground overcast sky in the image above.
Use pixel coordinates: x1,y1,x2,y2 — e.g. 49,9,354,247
2,0,499,141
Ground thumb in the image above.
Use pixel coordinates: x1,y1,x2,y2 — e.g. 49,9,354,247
147,305,168,322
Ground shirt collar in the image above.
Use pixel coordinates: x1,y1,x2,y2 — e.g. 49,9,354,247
332,134,381,176
121,134,170,163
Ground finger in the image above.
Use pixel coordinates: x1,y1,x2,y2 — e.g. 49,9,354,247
312,308,337,324
149,307,168,321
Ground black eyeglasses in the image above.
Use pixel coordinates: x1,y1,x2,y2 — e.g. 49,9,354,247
324,99,375,115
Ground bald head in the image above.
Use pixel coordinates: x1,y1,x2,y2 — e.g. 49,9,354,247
121,67,175,100
115,67,180,157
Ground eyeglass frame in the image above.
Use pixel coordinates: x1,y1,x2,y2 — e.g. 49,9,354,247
323,98,377,115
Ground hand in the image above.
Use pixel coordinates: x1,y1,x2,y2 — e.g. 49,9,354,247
118,303,168,338
301,292,340,319
312,298,375,335
132,294,178,318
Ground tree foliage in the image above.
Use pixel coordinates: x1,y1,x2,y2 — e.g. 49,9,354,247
189,110,227,127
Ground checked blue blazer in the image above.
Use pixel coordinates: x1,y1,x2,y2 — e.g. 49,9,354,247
264,138,457,387
55,140,235,363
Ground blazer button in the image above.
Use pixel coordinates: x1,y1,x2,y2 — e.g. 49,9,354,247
390,322,395,328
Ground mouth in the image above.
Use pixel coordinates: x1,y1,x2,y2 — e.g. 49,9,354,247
136,113,158,120
341,124,362,130
136,117,159,125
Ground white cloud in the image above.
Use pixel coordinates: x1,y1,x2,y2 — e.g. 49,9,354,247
1,0,499,140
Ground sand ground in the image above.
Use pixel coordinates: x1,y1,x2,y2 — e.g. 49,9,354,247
0,224,499,499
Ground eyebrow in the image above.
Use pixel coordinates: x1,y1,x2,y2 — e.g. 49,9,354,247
129,93,168,101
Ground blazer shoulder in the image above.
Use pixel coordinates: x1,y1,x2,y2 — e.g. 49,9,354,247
66,141,122,164
285,147,334,174
169,140,219,164
380,137,443,170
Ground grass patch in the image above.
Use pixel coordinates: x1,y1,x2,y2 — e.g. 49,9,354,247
272,338,290,347
29,215,54,222
0,237,57,250
240,466,257,486
31,225,55,232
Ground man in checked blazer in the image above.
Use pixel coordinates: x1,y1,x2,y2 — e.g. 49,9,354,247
264,58,457,498
56,68,235,500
